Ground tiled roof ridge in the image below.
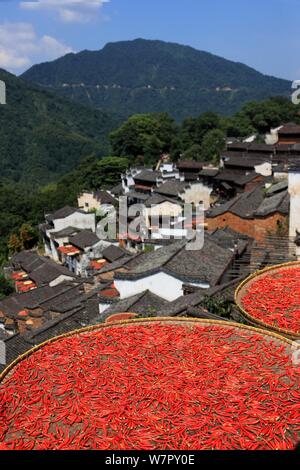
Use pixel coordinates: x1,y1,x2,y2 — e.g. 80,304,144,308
160,239,188,269
38,281,86,308
28,289,99,340
24,305,87,343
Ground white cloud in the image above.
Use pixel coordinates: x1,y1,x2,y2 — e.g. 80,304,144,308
20,0,110,23
0,23,73,72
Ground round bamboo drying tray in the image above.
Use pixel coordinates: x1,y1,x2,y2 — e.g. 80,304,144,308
235,261,300,340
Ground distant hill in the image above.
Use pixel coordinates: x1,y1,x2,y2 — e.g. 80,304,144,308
22,39,291,121
0,69,121,184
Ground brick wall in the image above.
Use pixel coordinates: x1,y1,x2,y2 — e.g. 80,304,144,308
207,212,287,241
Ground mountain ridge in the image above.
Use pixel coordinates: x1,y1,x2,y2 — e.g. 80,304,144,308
21,39,291,121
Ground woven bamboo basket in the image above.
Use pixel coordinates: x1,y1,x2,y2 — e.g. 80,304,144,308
235,261,300,340
0,316,295,384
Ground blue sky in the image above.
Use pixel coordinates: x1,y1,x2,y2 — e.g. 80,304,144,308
0,0,298,79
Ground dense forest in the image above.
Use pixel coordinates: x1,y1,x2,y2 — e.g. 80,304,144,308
0,69,121,184
22,39,291,121
1,95,299,269
110,97,300,164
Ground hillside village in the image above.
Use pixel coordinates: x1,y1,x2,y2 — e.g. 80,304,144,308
1,121,300,371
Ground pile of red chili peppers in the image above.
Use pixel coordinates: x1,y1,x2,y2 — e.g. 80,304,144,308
0,322,299,450
241,266,300,335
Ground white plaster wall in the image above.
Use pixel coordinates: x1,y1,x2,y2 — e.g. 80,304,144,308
114,271,210,302
78,192,101,212
289,171,300,237
49,274,74,287
44,241,52,257
54,236,71,247
99,303,111,314
265,126,282,145
254,162,272,177
273,171,288,181
53,212,96,232
146,202,183,229
50,239,59,261
182,183,212,210
151,228,188,239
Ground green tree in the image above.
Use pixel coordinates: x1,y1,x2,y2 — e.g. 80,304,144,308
8,234,23,254
200,129,226,164
19,224,38,250
110,113,177,163
183,144,202,161
0,275,14,300
180,112,221,150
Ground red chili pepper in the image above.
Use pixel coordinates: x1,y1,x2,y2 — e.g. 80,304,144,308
241,266,300,335
1,322,300,450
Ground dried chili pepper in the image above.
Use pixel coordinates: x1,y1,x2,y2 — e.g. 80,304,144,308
1,321,299,450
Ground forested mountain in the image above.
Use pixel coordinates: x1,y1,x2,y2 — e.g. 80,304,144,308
22,39,291,121
0,69,121,184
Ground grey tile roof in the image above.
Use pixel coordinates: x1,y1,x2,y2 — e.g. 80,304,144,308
134,170,161,183
11,251,44,272
94,190,117,205
160,291,209,317
154,180,188,197
45,206,84,222
214,170,261,186
126,191,150,201
29,259,76,286
266,180,288,195
115,235,235,286
278,122,300,134
165,235,234,285
40,283,90,314
97,290,167,320
102,245,128,263
145,193,181,207
50,226,79,239
224,155,270,169
255,191,289,217
208,185,265,219
199,169,219,177
226,142,250,151
177,161,204,170
0,283,72,318
115,240,186,279
69,230,100,250
248,143,275,153
0,293,101,372
96,255,137,274
109,183,123,196
10,251,76,286
210,227,250,255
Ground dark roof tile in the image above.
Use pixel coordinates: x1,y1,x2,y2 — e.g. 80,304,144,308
45,206,84,222
69,230,100,250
